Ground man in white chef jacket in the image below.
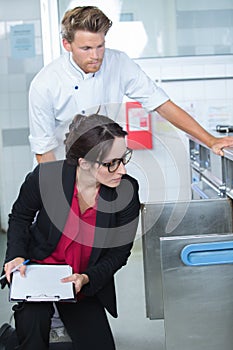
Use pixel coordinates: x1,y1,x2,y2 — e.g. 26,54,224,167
28,5,233,165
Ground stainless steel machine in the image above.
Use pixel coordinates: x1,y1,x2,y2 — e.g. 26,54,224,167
141,137,233,349
142,198,233,320
161,233,233,350
189,136,226,199
223,148,233,199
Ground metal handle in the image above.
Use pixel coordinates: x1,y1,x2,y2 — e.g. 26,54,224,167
191,183,209,199
216,125,233,133
181,241,233,266
201,176,226,197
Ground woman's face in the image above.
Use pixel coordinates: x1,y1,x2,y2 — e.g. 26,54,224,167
91,137,128,188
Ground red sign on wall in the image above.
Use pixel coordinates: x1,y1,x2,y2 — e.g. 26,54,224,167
126,101,153,150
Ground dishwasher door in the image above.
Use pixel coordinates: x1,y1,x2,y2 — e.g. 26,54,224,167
141,198,233,320
160,233,233,350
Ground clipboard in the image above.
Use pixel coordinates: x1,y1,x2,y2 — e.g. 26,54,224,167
10,264,76,302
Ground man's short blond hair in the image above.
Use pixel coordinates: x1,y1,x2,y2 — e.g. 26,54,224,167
61,6,112,43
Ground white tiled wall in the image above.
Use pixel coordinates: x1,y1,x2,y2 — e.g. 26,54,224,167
138,56,233,128
134,55,233,203
0,0,43,231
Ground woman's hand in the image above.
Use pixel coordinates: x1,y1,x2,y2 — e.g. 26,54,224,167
4,257,27,283
61,273,89,294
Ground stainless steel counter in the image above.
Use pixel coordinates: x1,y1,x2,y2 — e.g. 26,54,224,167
187,130,233,162
224,147,233,161
187,130,233,146
187,132,233,199
223,149,233,199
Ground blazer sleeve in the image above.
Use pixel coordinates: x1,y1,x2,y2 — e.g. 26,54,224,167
5,166,42,262
81,176,140,296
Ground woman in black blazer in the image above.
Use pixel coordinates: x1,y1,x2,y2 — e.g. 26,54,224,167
1,114,140,350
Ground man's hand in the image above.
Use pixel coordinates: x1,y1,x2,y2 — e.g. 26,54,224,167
155,101,233,156
209,136,233,156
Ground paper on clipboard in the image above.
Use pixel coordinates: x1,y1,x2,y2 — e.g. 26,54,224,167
10,264,75,302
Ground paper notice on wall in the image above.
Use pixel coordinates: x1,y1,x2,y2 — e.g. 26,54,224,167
207,105,232,130
10,24,35,59
128,108,150,131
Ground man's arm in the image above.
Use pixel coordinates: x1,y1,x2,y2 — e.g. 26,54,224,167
36,150,56,163
29,82,58,163
156,100,233,156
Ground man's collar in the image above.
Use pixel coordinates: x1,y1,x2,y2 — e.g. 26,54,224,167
69,53,95,80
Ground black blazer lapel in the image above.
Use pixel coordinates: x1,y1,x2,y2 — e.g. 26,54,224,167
88,185,115,265
62,160,77,204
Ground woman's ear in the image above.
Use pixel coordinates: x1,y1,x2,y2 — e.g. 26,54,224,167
78,158,91,170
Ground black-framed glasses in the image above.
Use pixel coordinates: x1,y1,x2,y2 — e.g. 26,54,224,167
95,148,133,173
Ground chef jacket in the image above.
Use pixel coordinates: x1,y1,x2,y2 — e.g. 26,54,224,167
29,48,169,162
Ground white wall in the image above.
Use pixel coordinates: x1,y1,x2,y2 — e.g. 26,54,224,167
137,55,233,129
0,0,43,231
133,54,233,203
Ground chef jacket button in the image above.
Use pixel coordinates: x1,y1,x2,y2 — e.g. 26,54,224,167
74,85,79,90
81,110,85,114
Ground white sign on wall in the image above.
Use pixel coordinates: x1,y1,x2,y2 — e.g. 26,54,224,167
10,23,35,59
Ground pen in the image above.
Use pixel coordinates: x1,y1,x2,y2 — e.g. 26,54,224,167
0,259,30,281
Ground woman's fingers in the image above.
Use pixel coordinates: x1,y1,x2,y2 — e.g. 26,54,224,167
4,258,25,283
61,273,83,293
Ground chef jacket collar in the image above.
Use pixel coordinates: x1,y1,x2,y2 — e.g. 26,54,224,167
69,53,95,80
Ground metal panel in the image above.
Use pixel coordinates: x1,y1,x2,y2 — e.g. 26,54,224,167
223,156,233,199
161,233,233,350
141,198,233,319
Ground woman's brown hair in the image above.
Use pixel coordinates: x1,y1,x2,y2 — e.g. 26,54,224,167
65,114,127,166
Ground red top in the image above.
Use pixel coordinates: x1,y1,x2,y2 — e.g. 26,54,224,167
34,184,96,273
